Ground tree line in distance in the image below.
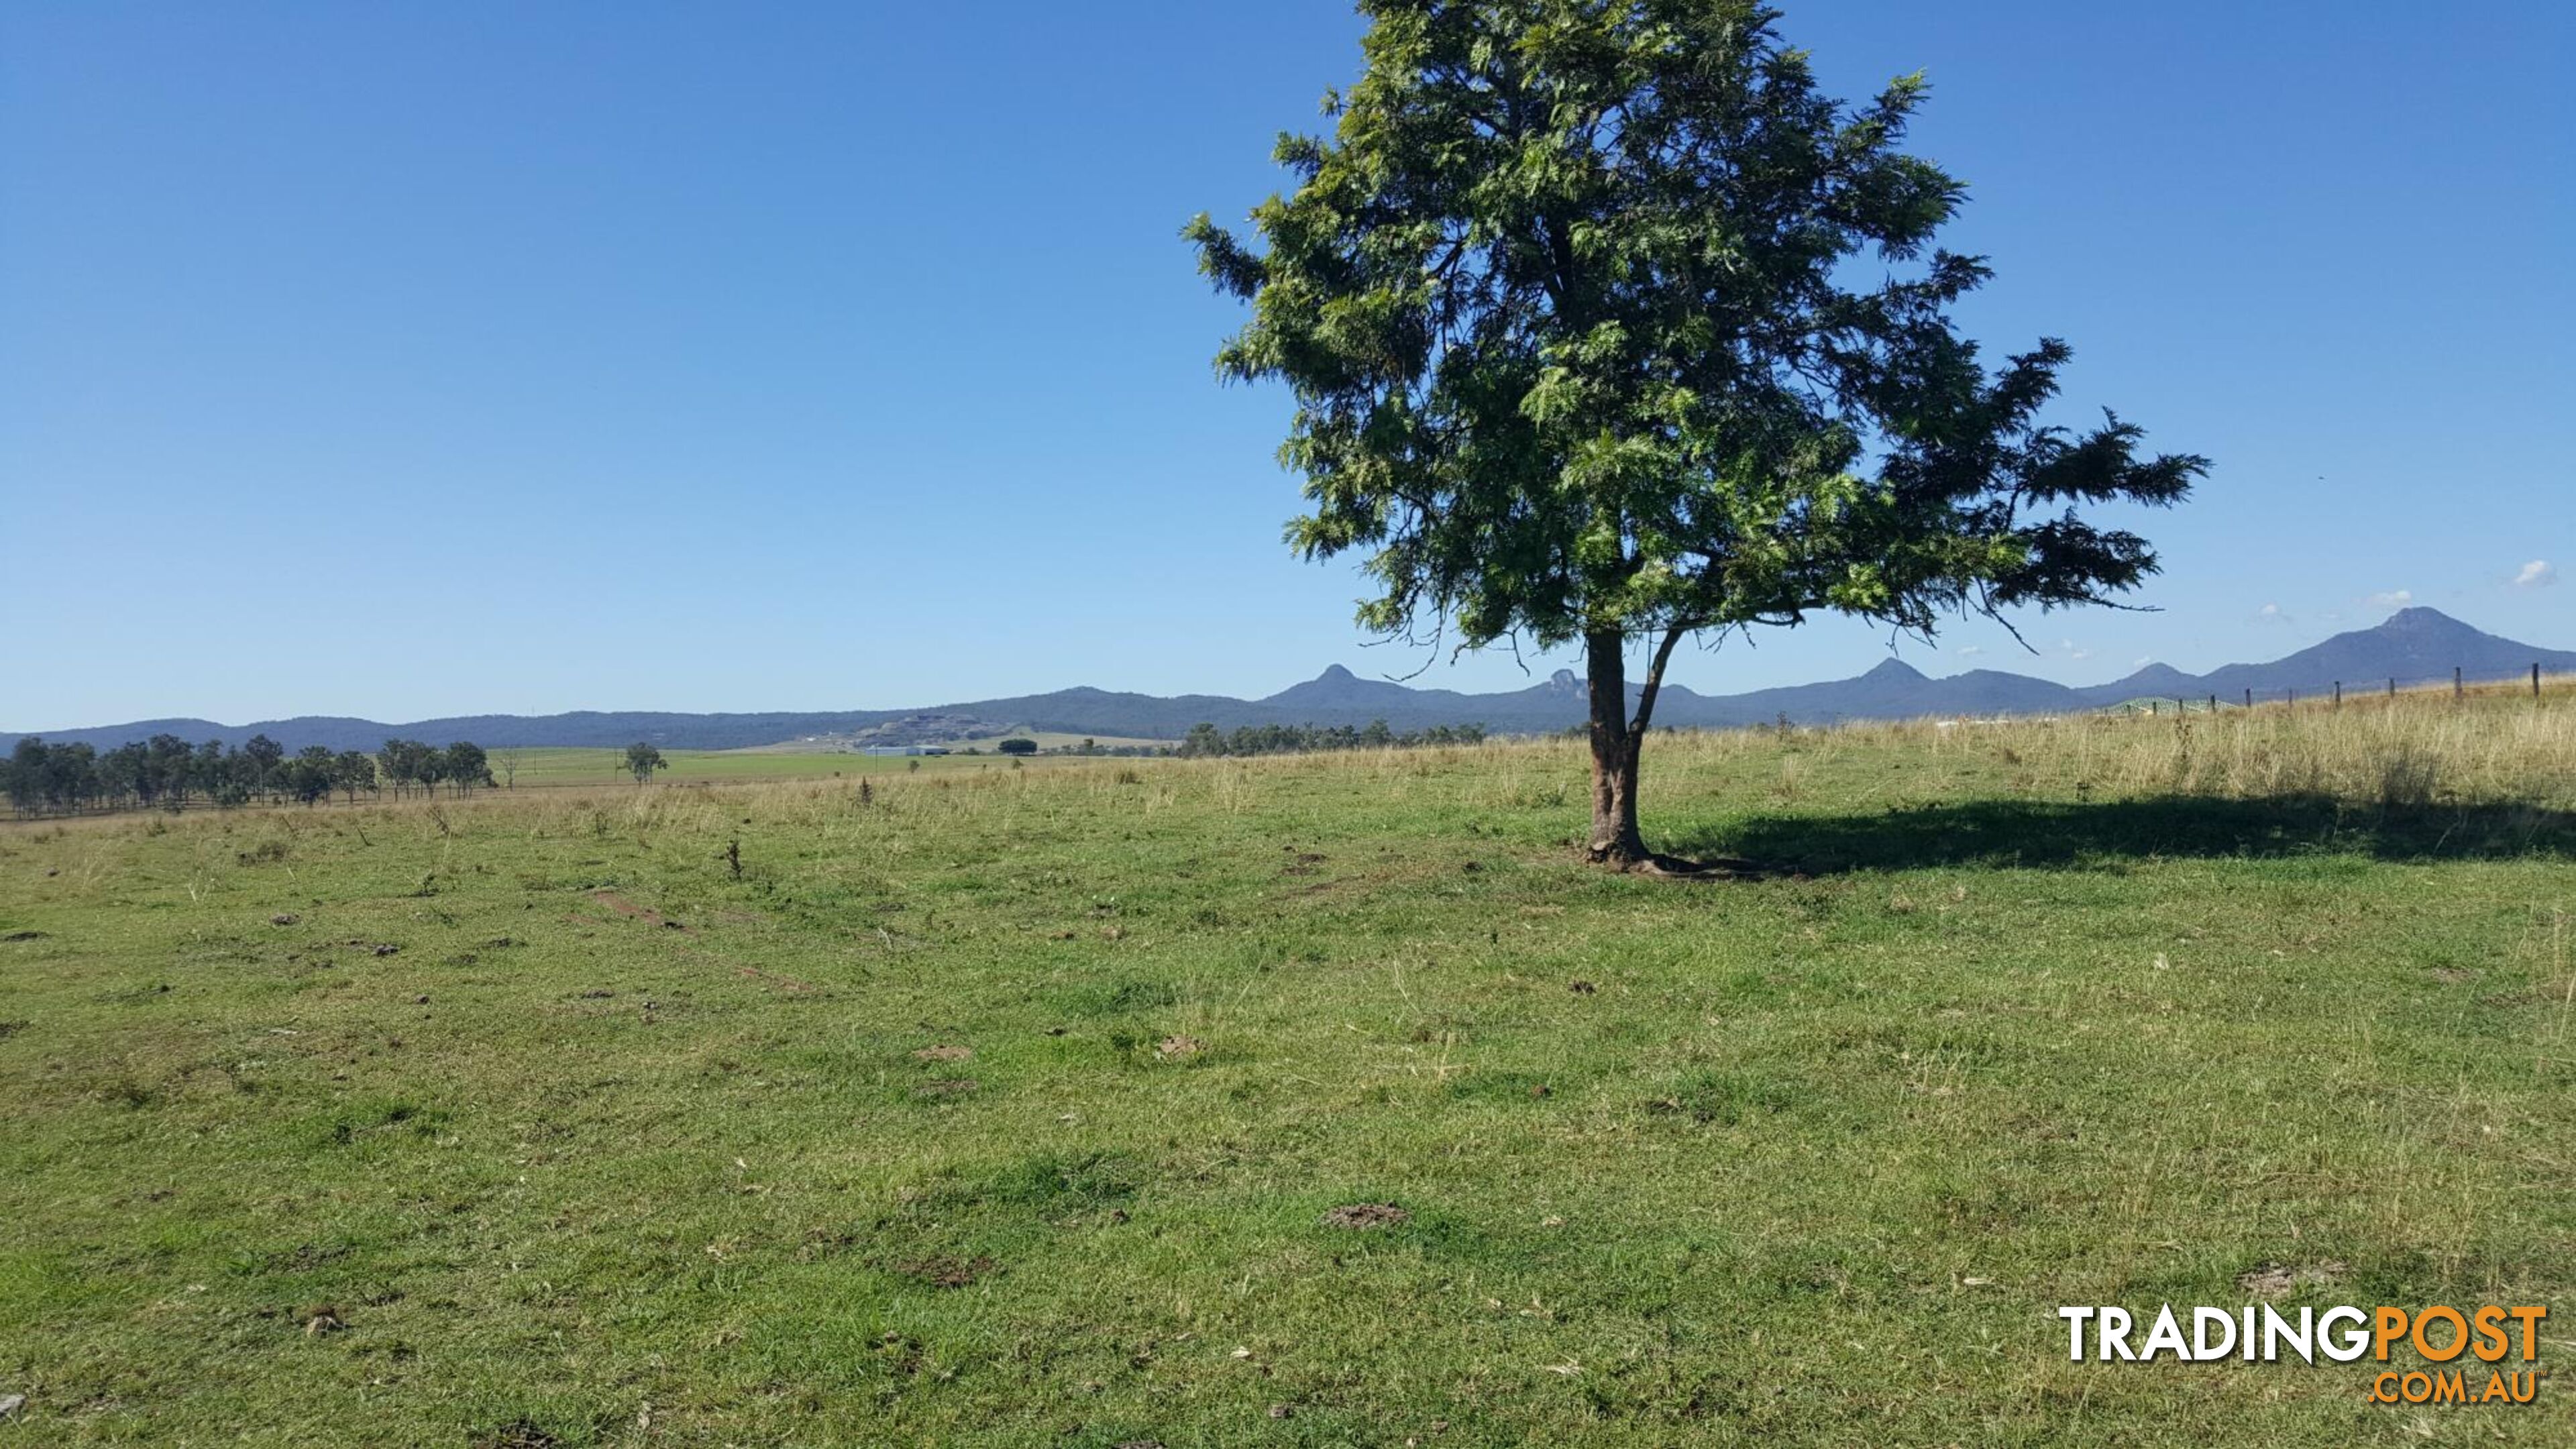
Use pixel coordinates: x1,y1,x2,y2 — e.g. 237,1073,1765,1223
5,734,496,816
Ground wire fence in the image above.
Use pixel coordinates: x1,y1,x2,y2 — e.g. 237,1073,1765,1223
2113,664,2569,716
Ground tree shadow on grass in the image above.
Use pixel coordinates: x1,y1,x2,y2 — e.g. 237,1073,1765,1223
1668,794,2576,875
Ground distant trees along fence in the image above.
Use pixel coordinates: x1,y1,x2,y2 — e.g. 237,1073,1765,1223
4,734,494,817
1177,720,1487,758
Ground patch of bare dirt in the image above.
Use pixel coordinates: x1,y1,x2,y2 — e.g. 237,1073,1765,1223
896,1254,994,1289
591,892,815,992
1155,1035,1204,1060
1320,1202,1411,1230
590,890,690,933
2235,1260,2348,1299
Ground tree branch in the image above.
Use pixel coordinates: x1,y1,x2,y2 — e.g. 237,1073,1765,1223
1627,623,1692,744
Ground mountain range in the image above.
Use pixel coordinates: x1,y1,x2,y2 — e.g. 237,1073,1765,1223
10,608,2572,754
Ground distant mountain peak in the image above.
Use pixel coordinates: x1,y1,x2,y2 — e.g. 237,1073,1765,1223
2379,606,2469,633
17,608,2573,755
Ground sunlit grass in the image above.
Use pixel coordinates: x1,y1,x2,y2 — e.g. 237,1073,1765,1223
2,692,2571,1444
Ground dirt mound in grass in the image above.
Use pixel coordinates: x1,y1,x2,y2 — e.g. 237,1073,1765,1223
1320,1202,1411,1230
898,1254,994,1289
2235,1260,2347,1299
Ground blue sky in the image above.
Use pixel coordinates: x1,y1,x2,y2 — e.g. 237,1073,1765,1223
4,1,2569,728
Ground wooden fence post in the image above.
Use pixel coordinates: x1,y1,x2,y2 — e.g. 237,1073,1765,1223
2333,681,2342,708
2455,666,2464,700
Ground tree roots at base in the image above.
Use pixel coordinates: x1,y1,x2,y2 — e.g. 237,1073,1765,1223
1584,843,1766,880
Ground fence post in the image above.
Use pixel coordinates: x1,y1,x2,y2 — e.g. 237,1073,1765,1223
2208,694,2217,714
2536,663,2544,700
2150,700,2158,716
2245,688,2253,709
2288,688,2296,708
2333,681,2342,708
2388,678,2396,700
2455,666,2463,700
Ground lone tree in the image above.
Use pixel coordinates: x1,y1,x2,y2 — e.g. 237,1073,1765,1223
1189,1,2204,871
625,742,667,784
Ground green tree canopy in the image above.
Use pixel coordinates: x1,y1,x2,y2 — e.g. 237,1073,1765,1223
625,742,667,784
443,741,492,795
1189,0,2205,867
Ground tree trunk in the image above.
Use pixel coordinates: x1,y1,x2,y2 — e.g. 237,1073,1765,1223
1585,629,1648,865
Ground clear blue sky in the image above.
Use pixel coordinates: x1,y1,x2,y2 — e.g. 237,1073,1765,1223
5,1,2570,729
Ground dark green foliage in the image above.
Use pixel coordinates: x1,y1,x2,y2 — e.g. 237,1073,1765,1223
1177,718,1486,758
286,745,337,806
442,741,493,793
332,751,377,804
0,733,476,816
624,741,667,784
996,737,1039,756
1189,0,2206,855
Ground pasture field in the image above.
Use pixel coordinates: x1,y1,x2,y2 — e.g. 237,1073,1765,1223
3,696,2573,1446
496,743,1169,792
490,748,986,791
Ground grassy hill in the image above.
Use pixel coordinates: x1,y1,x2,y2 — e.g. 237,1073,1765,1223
3,692,2571,1445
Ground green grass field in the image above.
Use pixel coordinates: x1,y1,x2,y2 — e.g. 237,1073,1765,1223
494,743,1168,792
3,703,2571,1445
491,747,1015,790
